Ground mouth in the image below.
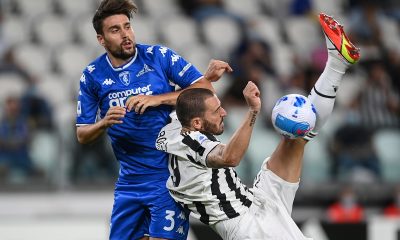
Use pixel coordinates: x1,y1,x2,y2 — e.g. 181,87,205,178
122,40,133,49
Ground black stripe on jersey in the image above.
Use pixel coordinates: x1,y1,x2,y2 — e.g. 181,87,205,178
170,155,180,187
225,169,252,208
200,131,218,142
178,202,191,217
187,154,203,166
182,135,206,156
233,171,253,195
211,169,240,219
194,201,210,225
183,203,191,215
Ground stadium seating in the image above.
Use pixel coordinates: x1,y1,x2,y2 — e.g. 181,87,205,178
223,0,262,18
0,73,28,103
285,16,322,64
55,0,95,18
201,15,242,60
302,137,331,183
34,14,74,49
158,15,200,53
1,16,31,45
373,130,400,182
12,44,53,77
55,45,94,79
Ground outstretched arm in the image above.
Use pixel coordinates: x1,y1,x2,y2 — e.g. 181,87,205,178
125,59,232,114
206,81,261,168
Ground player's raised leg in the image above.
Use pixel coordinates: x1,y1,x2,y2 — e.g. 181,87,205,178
267,13,360,183
305,13,360,140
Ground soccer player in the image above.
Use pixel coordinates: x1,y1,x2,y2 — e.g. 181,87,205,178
155,13,360,239
75,0,231,239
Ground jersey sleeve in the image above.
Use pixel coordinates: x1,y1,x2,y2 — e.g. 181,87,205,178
186,131,220,166
76,71,99,125
156,46,203,89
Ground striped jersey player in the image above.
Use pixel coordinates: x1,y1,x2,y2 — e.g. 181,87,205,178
156,12,360,239
156,112,253,224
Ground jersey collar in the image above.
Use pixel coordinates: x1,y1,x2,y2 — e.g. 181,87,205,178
106,47,138,71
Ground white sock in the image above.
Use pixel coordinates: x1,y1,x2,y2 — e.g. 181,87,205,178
305,36,350,140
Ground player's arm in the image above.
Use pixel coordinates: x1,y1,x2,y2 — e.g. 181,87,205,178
76,106,126,144
206,81,261,168
126,59,233,114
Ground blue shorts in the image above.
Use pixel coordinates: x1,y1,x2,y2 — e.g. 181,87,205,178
109,178,189,240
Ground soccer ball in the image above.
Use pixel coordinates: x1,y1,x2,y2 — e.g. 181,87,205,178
271,94,317,139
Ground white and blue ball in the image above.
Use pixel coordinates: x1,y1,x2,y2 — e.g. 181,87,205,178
271,94,317,139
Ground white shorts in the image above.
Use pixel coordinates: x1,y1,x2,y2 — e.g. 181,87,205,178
212,158,312,240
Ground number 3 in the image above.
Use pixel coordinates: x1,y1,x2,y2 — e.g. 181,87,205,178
163,210,175,231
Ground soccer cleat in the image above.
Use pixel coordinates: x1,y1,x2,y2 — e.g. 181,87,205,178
319,13,360,64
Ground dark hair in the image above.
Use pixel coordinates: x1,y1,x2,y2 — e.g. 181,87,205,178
176,88,215,127
92,0,138,34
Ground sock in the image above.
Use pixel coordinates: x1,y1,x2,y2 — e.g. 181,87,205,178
304,36,350,141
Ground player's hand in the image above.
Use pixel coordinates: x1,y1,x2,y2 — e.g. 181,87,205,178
102,106,126,128
243,81,261,112
125,95,161,114
203,59,233,82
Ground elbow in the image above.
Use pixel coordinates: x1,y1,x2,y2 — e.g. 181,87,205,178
223,156,241,168
230,160,241,168
193,78,214,91
76,134,87,144
76,130,90,145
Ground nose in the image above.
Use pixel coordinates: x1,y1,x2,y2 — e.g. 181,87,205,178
121,28,130,38
220,107,227,117
121,30,128,38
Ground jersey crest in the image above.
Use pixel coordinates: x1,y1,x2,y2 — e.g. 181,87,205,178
118,71,130,86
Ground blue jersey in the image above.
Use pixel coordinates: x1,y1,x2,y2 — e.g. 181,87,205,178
76,44,203,180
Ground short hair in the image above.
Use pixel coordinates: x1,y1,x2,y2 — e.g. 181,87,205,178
176,88,215,128
92,0,138,34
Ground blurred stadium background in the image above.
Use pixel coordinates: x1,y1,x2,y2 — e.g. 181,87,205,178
0,0,399,239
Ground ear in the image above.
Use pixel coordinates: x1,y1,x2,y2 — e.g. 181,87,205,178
191,117,203,131
97,34,105,46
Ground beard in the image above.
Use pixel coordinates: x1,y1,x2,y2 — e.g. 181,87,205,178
105,41,135,60
203,118,224,135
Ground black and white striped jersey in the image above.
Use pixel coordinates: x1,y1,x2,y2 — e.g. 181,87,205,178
156,112,253,225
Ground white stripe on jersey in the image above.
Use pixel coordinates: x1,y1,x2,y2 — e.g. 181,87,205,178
156,113,253,224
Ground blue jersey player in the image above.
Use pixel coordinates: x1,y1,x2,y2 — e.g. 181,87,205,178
75,0,232,239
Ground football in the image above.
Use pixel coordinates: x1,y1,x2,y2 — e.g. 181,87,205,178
271,94,317,139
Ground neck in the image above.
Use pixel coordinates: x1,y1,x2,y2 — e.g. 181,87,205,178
108,54,133,68
181,126,195,134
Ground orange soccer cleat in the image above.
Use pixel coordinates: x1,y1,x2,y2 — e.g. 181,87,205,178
319,13,360,64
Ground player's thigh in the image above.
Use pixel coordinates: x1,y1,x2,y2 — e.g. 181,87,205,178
212,215,244,240
109,187,150,240
148,187,189,240
254,159,299,213
215,204,298,239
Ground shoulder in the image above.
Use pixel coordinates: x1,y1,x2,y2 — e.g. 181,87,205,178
156,118,183,152
137,43,177,60
81,53,108,79
185,131,211,144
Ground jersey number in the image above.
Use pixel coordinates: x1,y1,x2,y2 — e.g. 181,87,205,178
163,210,175,231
